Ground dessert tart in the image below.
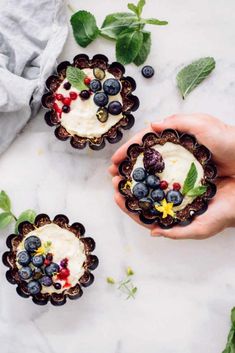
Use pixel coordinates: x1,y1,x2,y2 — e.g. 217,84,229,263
2,214,98,306
118,129,217,228
42,54,139,150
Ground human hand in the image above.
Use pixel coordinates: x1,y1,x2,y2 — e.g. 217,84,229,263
109,114,235,239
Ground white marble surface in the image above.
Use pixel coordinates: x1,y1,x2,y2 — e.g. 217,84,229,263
0,0,235,352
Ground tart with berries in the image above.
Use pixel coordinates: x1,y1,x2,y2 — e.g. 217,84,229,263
118,129,217,228
42,54,139,150
2,214,98,305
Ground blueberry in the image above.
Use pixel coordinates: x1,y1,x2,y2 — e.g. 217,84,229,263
96,107,109,123
24,236,41,253
32,255,44,268
141,65,154,78
89,79,102,92
139,197,153,211
103,78,121,96
45,262,60,276
54,282,62,290
17,251,31,266
19,266,33,280
80,90,90,100
108,101,122,115
93,68,105,80
94,92,109,107
27,280,42,295
63,82,71,90
150,202,161,216
133,182,149,199
132,167,147,182
62,105,70,113
34,268,43,280
146,175,160,189
151,189,165,202
166,190,183,206
40,276,53,287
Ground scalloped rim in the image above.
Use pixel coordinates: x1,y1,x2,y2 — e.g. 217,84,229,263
2,214,98,306
41,54,139,150
118,129,217,228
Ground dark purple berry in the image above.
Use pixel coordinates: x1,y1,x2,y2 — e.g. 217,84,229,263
80,90,90,100
133,182,149,199
89,79,102,92
54,282,62,290
40,275,53,287
146,175,160,189
132,167,147,182
63,82,71,90
62,105,70,113
166,190,183,206
27,280,41,295
151,189,165,202
24,236,41,253
17,251,31,266
141,65,154,78
103,78,121,96
108,101,122,115
143,148,165,174
19,266,33,280
94,92,109,107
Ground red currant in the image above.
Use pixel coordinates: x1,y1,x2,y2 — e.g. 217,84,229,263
63,97,71,106
173,182,181,191
44,259,51,266
84,77,91,85
57,267,70,280
53,103,62,114
55,93,63,101
69,91,78,100
160,180,168,190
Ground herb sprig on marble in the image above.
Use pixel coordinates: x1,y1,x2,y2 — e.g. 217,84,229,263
177,57,216,99
0,190,36,232
222,307,235,353
70,0,168,65
107,267,138,299
182,163,207,197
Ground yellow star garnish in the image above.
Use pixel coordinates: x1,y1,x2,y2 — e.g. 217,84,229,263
155,199,175,218
35,246,45,255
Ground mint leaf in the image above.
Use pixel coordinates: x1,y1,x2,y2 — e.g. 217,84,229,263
116,29,143,65
222,308,235,353
187,186,207,197
133,31,151,66
70,10,99,48
100,13,138,40
144,18,168,25
127,3,138,16
136,0,146,17
182,162,198,195
15,209,36,234
66,67,88,91
177,57,216,99
0,212,14,229
231,308,235,327
0,190,11,212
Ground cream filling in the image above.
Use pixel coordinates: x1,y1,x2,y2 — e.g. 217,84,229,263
16,223,86,294
56,68,123,138
131,142,204,212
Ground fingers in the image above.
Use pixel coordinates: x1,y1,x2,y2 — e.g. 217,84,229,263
108,164,119,177
111,126,153,166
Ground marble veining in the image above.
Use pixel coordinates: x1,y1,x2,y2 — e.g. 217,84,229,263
0,0,235,352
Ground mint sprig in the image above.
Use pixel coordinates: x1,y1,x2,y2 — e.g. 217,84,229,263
0,190,36,231
70,0,168,66
222,307,235,353
177,57,216,99
106,267,137,300
66,66,88,91
182,163,207,197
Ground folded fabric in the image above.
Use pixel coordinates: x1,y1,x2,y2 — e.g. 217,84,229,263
0,0,68,153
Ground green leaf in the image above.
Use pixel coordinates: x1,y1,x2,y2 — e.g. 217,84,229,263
116,29,143,65
127,3,138,16
176,57,216,99
70,10,99,47
136,0,146,17
144,18,168,25
133,31,151,65
231,308,235,327
0,190,11,212
187,185,207,197
0,212,14,229
100,12,138,40
182,162,198,195
66,67,88,91
15,209,36,234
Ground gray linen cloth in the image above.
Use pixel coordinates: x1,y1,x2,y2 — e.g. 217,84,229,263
0,0,68,153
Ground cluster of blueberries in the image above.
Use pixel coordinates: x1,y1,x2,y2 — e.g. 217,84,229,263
132,167,183,214
17,235,64,295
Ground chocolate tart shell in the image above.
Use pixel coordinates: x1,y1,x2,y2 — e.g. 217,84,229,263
42,54,139,150
2,214,98,306
118,129,217,228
